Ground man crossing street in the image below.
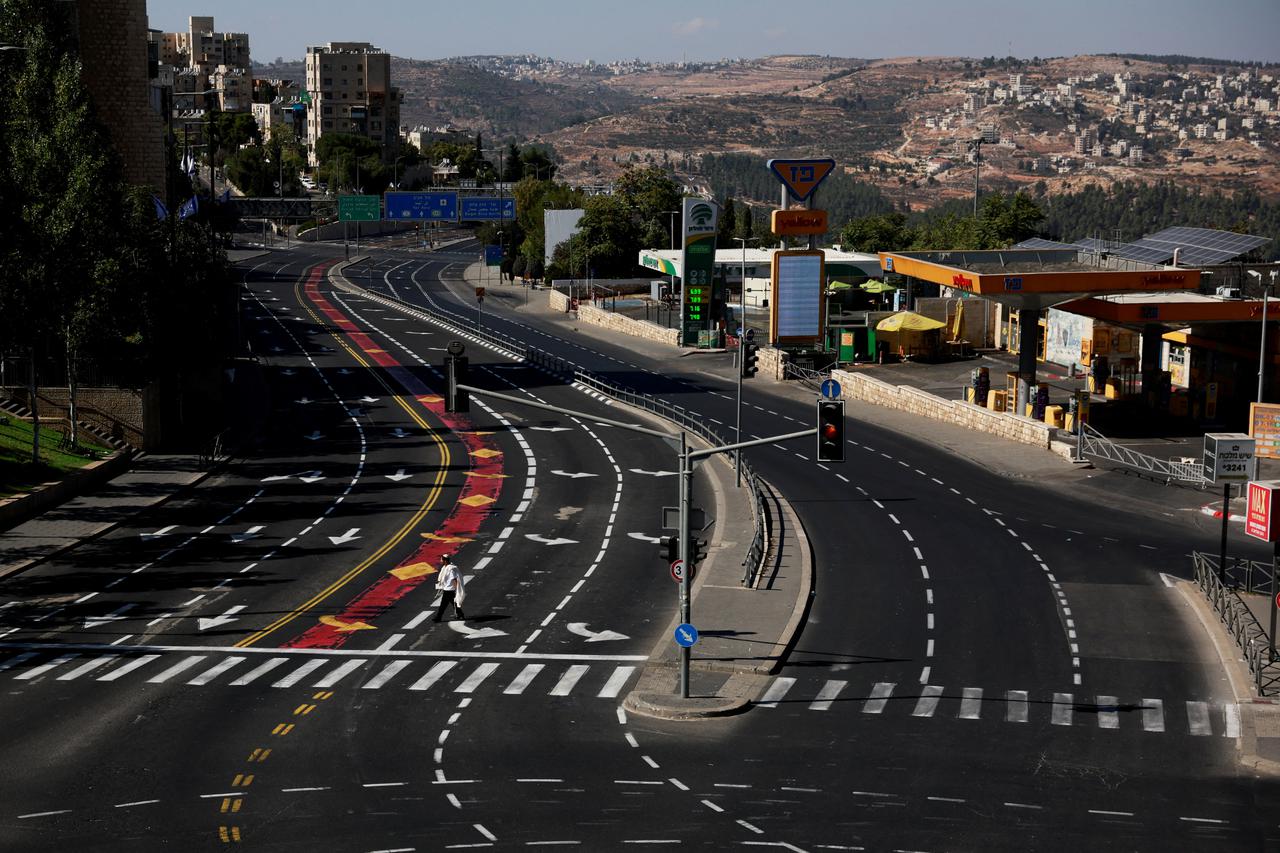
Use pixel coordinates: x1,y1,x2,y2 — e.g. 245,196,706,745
432,553,466,622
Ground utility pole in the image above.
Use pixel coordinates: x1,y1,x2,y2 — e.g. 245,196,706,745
732,237,755,487
969,138,984,218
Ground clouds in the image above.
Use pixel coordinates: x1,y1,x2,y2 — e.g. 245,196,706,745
672,16,718,37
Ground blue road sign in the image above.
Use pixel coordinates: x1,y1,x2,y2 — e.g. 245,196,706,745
674,623,699,647
459,196,516,221
821,379,842,400
484,244,504,266
385,191,458,221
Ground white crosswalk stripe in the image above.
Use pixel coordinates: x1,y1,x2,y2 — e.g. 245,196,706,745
1142,699,1165,733
756,677,795,708
362,660,412,690
98,654,160,681
272,660,327,688
455,662,500,693
809,680,846,711
1052,693,1074,726
58,655,117,681
189,656,245,686
231,657,288,686
550,664,589,697
147,656,206,684
1006,690,1029,723
0,652,37,673
503,663,544,695
958,687,983,719
1187,701,1212,736
314,659,367,688
863,682,894,714
1096,695,1120,729
597,666,635,699
913,685,943,717
16,653,77,681
408,661,456,692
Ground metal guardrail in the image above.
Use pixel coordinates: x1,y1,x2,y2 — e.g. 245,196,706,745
783,361,829,390
1077,423,1208,486
1193,552,1277,696
333,270,773,588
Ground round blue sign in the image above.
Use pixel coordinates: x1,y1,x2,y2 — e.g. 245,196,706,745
821,379,842,400
674,623,699,647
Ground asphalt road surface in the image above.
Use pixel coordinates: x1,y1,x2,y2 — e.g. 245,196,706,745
0,238,1275,852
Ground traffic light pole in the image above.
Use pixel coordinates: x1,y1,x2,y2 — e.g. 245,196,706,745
735,348,743,488
452,378,814,700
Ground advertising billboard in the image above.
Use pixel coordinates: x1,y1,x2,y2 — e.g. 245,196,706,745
770,250,826,346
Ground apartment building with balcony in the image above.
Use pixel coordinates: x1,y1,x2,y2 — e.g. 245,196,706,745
304,42,402,166
148,16,250,112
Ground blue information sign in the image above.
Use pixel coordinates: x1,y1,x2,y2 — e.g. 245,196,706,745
483,244,504,266
384,191,457,221
674,623,699,648
821,379,842,400
460,196,516,221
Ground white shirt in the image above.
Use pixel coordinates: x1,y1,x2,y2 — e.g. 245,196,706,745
437,562,462,593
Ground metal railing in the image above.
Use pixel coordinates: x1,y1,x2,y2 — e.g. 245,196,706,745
334,267,774,588
783,361,830,390
1193,552,1278,696
1077,423,1208,486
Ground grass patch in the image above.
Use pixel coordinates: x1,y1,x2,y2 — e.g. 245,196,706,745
0,416,113,498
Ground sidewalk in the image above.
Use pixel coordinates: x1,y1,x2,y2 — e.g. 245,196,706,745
0,454,214,580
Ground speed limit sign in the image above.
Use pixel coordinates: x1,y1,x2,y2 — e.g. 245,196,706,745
670,559,685,583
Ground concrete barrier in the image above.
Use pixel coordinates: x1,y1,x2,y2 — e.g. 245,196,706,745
576,303,681,347
0,449,133,533
830,368,1059,449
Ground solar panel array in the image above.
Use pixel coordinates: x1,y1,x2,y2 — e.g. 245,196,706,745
1111,238,1175,265
1075,237,1110,253
1013,238,1083,250
1141,226,1271,265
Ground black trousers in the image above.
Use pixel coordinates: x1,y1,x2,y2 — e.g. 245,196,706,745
433,590,463,620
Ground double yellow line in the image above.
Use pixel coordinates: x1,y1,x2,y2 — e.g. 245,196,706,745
234,273,452,648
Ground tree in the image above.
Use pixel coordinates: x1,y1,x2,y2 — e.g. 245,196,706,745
501,142,522,183
717,196,736,248
614,165,681,223
839,213,912,252
736,202,755,241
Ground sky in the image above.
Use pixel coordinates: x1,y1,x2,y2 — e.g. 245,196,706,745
145,0,1280,66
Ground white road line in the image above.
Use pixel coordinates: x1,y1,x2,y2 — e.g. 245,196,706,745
376,633,406,651
504,663,545,695
57,655,117,681
271,659,328,688
1225,703,1241,738
145,655,206,684
809,679,847,711
188,656,246,686
407,655,458,691
1089,809,1135,817
1142,698,1165,733
455,662,500,693
314,658,368,688
231,657,289,686
549,664,589,696
863,682,895,714
598,666,636,699
1006,690,1029,723
15,653,77,681
912,685,943,717
1096,696,1120,730
958,687,983,719
362,660,412,690
1052,693,1074,726
1187,701,1212,736
97,654,160,681
757,677,795,708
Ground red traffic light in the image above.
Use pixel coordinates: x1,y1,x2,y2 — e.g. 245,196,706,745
821,423,839,440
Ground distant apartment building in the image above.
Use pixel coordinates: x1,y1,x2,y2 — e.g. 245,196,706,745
1194,123,1212,139
963,92,985,112
977,123,999,144
1074,129,1095,155
148,16,251,112
1128,146,1144,165
251,78,306,144
1257,98,1274,113
1056,83,1076,100
304,42,402,166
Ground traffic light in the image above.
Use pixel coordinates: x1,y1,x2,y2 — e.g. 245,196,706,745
660,535,678,563
690,538,708,564
445,355,469,413
816,399,845,462
740,340,759,379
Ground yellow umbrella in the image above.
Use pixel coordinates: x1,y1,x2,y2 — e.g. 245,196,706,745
876,311,947,332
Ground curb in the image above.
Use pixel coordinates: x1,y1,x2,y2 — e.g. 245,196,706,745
1201,503,1246,523
623,691,750,720
1174,578,1280,776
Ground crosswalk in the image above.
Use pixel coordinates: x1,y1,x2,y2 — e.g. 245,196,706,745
756,677,1242,738
0,650,638,701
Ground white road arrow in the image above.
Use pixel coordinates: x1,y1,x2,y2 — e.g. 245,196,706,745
390,428,409,438
260,474,291,482
304,431,323,441
270,346,284,353
525,534,579,546
551,470,598,479
630,468,678,477
328,528,362,545
84,603,134,629
231,525,265,543
447,621,508,640
197,605,246,632
567,622,630,643
297,471,325,484
281,368,296,376
296,397,314,405
140,525,176,541
358,396,379,404
385,469,412,482
337,368,353,375
627,532,663,543
530,426,571,433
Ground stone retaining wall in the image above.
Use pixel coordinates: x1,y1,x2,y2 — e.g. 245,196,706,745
575,304,681,347
759,346,790,381
830,368,1058,449
548,289,571,313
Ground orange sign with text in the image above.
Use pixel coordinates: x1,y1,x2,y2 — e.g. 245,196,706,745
771,208,830,236
768,158,835,202
1246,480,1280,542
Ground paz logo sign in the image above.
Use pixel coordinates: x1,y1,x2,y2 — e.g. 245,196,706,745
688,202,716,232
768,158,836,202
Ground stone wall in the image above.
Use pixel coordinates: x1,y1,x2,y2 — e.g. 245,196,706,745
548,289,571,313
76,0,166,194
758,346,790,381
830,368,1058,449
576,304,681,347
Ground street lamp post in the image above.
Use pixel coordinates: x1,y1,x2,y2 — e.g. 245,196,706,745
732,237,756,487
665,209,680,323
393,154,406,190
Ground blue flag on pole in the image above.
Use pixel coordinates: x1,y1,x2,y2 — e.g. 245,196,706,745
179,195,199,220
152,195,168,221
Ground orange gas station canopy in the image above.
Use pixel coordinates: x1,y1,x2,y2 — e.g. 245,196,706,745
878,250,1201,311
